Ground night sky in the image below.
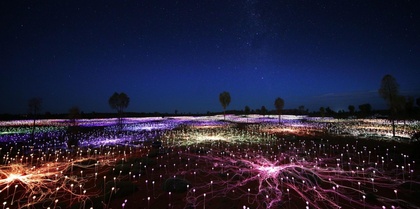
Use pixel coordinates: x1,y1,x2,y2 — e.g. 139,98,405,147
1,1,419,115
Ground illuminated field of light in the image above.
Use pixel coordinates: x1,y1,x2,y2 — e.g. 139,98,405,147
0,157,107,209
158,127,419,209
0,116,418,209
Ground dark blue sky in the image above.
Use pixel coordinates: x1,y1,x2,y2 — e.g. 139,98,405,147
1,1,419,114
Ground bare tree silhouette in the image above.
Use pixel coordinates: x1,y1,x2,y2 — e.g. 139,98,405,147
274,97,284,124
108,92,130,128
67,106,81,148
348,105,355,115
219,91,231,120
378,74,400,137
28,97,42,140
68,106,80,126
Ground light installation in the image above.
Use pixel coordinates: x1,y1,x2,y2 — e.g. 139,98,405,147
0,116,418,208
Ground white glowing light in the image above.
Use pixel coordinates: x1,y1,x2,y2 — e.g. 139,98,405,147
257,165,281,176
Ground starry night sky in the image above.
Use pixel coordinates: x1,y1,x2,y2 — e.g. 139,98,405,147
1,1,419,115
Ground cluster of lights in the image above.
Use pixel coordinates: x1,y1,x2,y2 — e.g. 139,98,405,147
0,158,106,208
0,116,418,208
160,129,418,209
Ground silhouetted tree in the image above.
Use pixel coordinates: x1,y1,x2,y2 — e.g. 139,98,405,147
28,97,42,140
261,106,267,116
358,103,372,116
348,105,355,115
319,107,325,118
67,106,81,148
378,74,400,136
68,106,80,126
108,92,130,127
219,91,231,120
416,97,420,107
274,97,284,124
244,106,250,115
325,107,335,116
244,105,250,122
298,105,306,114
